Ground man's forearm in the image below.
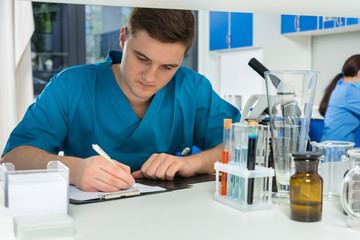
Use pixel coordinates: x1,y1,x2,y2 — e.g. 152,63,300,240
1,145,82,185
187,143,222,174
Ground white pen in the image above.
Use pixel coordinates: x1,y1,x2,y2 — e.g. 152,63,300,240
180,147,191,157
92,144,137,187
92,144,114,164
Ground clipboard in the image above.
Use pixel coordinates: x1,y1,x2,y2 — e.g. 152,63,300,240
135,173,215,190
98,189,140,200
69,184,164,204
69,174,215,204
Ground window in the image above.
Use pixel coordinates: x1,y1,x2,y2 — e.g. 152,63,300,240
85,6,131,64
31,3,198,96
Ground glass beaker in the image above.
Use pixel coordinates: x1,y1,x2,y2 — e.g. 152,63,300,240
311,141,355,199
265,70,319,205
347,148,360,169
341,148,360,231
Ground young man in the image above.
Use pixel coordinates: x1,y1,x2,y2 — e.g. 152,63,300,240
1,8,240,192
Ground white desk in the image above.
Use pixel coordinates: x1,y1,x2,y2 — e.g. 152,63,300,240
69,181,359,240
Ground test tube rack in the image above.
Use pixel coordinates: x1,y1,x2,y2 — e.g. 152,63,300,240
214,162,274,212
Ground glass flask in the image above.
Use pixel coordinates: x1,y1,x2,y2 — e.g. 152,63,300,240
341,148,360,231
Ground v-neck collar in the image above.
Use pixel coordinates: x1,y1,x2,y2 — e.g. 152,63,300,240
104,50,166,141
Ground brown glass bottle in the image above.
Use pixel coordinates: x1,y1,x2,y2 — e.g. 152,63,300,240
290,152,323,222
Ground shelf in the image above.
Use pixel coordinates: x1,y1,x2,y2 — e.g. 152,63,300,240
282,24,360,36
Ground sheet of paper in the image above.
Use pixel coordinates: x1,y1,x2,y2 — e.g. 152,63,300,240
68,183,166,201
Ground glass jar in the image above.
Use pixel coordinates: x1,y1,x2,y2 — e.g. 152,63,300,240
341,148,360,230
290,152,323,222
310,141,355,199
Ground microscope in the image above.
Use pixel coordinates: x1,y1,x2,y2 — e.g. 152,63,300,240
240,58,301,126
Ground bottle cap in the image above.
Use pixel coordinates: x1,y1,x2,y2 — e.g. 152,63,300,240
248,120,258,127
223,119,232,129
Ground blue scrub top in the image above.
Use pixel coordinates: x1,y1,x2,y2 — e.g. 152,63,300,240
321,79,360,146
3,51,240,171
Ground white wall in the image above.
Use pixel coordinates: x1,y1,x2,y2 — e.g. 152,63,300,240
253,14,311,70
197,11,219,90
218,48,264,110
311,31,360,106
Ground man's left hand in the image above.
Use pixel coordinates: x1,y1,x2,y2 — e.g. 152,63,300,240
132,153,195,180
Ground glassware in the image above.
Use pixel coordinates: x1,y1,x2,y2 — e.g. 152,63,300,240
247,121,259,204
227,123,249,200
265,70,319,205
290,152,323,222
226,122,271,202
221,119,232,196
214,122,273,212
311,141,355,199
341,148,360,231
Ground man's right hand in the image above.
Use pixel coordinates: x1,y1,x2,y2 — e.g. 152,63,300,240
73,155,136,192
1,146,135,193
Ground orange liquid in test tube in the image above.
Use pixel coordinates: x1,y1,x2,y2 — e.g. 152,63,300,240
221,150,229,195
220,119,232,196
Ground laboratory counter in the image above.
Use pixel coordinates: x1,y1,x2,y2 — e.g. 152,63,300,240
68,181,359,240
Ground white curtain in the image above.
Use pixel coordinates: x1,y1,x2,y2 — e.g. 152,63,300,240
0,0,34,154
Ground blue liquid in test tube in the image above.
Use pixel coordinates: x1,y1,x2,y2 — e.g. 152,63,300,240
239,146,248,201
226,165,233,198
233,146,248,201
231,146,249,200
231,147,241,200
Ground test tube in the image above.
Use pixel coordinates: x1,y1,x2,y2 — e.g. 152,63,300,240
227,123,235,198
235,123,249,202
247,120,259,204
228,124,240,200
254,125,270,201
221,119,232,196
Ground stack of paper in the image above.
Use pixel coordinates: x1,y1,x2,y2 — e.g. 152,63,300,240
7,172,68,217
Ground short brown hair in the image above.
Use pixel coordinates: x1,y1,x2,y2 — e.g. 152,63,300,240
126,8,196,53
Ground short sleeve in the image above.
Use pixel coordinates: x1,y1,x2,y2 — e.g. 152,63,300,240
2,72,70,155
346,86,360,117
193,76,240,150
